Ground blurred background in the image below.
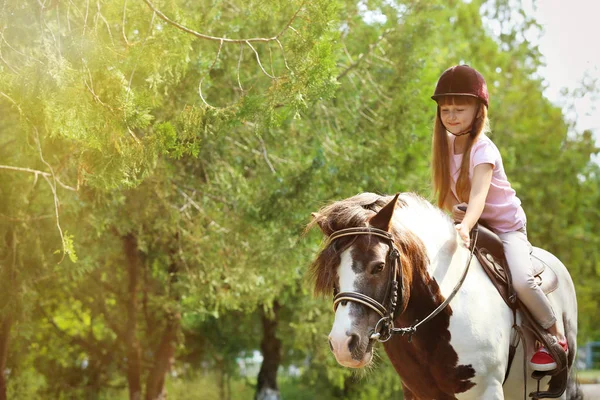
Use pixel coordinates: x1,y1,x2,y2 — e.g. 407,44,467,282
0,0,598,398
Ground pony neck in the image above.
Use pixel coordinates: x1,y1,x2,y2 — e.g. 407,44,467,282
392,195,462,278
391,195,469,321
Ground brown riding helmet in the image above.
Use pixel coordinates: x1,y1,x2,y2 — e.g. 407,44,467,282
431,65,489,107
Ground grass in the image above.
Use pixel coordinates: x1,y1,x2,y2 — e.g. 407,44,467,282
577,369,600,384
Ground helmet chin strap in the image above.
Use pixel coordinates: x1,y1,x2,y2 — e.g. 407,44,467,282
449,130,471,137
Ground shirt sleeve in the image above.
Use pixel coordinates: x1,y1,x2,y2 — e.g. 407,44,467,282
471,139,499,168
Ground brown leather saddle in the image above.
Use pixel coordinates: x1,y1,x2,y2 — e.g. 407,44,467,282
474,224,558,306
472,223,568,399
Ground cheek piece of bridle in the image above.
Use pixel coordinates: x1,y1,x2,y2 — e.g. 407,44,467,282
329,226,478,343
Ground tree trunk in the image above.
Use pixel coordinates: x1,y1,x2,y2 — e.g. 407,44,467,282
0,315,13,400
0,229,16,400
123,234,143,400
342,374,356,397
145,249,181,400
215,356,225,400
255,302,282,400
144,312,180,400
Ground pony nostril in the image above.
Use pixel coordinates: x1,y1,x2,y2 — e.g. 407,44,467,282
341,300,348,306
348,333,360,353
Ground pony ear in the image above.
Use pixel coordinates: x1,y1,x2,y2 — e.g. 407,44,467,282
369,193,400,232
311,212,332,236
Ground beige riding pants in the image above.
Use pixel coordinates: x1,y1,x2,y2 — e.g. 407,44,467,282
498,228,557,329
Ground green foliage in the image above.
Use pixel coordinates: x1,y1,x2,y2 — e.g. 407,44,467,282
1,0,598,398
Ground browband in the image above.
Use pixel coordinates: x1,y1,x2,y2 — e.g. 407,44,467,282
328,227,393,244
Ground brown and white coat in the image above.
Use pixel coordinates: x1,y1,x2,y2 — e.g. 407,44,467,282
309,193,579,400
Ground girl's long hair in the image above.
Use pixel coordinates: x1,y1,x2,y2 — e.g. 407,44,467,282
431,96,489,210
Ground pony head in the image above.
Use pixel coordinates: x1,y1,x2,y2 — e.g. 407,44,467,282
309,193,428,368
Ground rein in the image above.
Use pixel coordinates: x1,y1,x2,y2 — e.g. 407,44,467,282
329,225,478,343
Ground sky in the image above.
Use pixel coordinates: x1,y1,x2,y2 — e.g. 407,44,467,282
526,0,600,140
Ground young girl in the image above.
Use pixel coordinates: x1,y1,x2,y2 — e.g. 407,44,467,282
430,65,567,371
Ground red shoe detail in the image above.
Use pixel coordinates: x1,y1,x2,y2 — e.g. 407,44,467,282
530,347,556,371
558,338,569,354
530,339,569,372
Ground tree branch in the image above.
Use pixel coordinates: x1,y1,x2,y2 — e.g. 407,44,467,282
246,40,277,79
141,0,306,44
0,49,19,74
337,28,395,80
257,134,276,174
275,38,291,72
237,44,245,93
0,212,53,222
0,165,76,191
199,39,224,108
83,0,90,36
0,31,43,65
121,0,139,47
0,89,78,262
94,0,115,47
83,61,115,111
176,187,203,213
124,11,155,144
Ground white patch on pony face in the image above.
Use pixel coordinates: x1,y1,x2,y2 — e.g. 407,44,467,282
331,248,357,332
338,248,357,292
328,247,362,366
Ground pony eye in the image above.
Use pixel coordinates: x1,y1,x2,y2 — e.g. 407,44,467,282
373,263,385,274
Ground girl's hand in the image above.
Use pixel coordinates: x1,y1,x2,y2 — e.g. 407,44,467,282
452,202,468,222
455,223,470,248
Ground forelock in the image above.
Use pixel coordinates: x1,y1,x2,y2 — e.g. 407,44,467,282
309,193,411,296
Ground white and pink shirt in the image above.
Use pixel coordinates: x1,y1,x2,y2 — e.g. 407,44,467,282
448,133,526,233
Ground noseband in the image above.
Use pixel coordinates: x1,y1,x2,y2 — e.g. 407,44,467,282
329,227,401,342
329,225,478,343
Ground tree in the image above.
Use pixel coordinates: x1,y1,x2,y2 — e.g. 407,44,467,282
1,0,598,397
1,0,338,397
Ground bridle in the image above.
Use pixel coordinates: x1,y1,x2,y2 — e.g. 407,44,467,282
329,227,401,342
329,225,478,343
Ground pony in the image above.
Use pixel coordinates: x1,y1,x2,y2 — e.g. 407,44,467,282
308,192,579,400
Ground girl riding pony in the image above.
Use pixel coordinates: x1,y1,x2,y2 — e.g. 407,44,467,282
430,64,568,371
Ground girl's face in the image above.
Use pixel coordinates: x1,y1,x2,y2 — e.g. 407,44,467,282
438,97,479,135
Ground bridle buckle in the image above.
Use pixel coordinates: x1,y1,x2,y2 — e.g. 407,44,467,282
370,316,394,342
